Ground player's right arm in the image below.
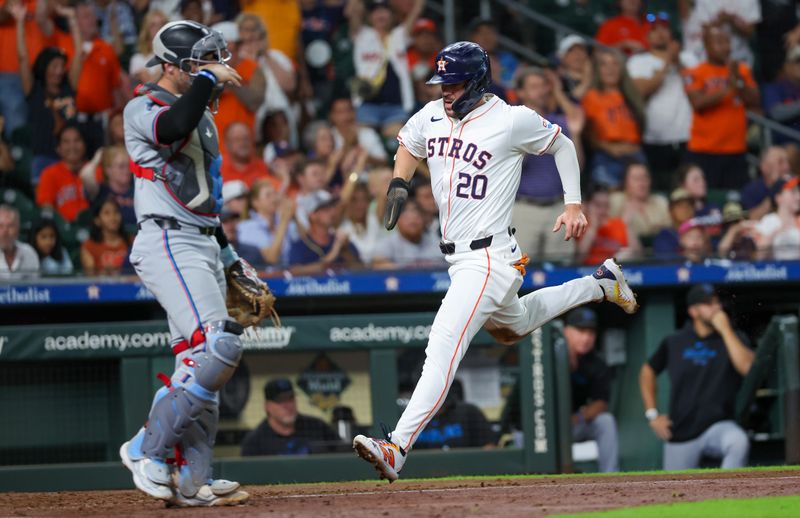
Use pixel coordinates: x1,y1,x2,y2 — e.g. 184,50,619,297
155,64,241,145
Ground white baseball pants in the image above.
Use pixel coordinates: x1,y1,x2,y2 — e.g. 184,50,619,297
391,240,603,452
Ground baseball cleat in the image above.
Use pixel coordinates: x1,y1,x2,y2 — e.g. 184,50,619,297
353,434,406,482
167,485,250,507
119,441,174,500
593,258,639,314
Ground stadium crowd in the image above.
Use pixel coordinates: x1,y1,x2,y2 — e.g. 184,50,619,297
2,0,800,279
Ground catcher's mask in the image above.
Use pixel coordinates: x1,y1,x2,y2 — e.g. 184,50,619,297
146,20,231,75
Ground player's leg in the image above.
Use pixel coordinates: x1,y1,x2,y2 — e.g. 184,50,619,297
585,412,620,473
699,420,750,469
663,438,705,470
123,230,243,501
485,258,638,345
354,251,507,480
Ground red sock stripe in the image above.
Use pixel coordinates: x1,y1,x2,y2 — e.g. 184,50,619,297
405,248,491,451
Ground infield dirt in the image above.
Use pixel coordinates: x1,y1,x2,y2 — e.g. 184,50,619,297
1,469,799,517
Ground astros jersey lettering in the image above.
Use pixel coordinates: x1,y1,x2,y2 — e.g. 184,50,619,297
398,95,561,242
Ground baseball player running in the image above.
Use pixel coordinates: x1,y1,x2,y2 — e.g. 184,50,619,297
118,21,276,506
353,42,639,481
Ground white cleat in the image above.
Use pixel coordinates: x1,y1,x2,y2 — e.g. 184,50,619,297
119,441,174,500
593,258,639,314
167,485,250,507
353,434,406,482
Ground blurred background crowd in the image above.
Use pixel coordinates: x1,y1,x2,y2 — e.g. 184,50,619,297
3,0,800,279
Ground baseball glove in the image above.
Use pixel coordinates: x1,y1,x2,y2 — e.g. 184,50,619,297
225,259,280,328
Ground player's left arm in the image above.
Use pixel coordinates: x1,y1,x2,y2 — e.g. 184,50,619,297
546,133,586,241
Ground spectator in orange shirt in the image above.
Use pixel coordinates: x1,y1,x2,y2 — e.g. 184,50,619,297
241,0,302,65
80,195,131,276
221,121,281,189
0,0,50,138
582,47,646,188
595,0,648,56
72,1,127,155
36,124,96,222
406,18,440,79
211,21,266,156
578,186,641,265
683,23,760,190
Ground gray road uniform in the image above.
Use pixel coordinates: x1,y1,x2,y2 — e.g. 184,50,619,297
122,79,244,498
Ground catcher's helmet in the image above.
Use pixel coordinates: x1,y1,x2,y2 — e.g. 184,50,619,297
427,41,492,119
145,20,230,73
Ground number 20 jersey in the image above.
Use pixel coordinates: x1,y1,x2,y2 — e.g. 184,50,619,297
397,95,561,243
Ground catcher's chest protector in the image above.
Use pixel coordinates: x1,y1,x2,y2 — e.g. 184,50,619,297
134,83,223,215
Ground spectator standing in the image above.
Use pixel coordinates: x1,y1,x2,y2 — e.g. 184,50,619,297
577,187,640,265
683,24,760,190
79,195,130,275
36,125,97,222
328,96,388,165
221,122,280,189
29,217,73,275
513,66,583,262
680,0,761,68
595,0,648,56
754,176,800,261
640,283,753,470
652,188,696,261
582,47,646,188
741,146,792,221
627,12,695,192
762,47,800,144
288,189,362,274
0,0,51,139
72,1,128,155
241,378,345,456
609,162,671,242
241,0,302,65
94,0,138,59
348,0,423,140
238,179,295,266
128,9,168,85
556,35,593,102
0,204,40,278
13,2,81,183
564,308,619,473
212,21,266,156
299,0,346,112
406,18,440,77
372,200,443,269
81,144,135,228
236,13,298,147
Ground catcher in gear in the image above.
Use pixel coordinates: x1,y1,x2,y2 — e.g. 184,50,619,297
119,20,278,507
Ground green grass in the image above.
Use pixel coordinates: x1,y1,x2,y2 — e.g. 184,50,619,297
383,464,800,484
553,495,800,517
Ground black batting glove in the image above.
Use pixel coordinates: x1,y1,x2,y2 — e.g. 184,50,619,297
383,177,411,230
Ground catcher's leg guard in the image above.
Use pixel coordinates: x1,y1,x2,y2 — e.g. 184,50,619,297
142,320,243,460
176,402,217,497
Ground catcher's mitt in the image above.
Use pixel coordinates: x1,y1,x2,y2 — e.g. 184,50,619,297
225,259,280,328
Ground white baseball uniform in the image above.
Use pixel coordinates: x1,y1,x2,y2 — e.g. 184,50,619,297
390,95,603,451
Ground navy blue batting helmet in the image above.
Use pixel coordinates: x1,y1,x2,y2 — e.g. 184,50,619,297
427,41,492,119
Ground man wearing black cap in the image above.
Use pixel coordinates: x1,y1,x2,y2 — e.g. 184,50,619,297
240,378,344,456
639,284,754,470
564,308,619,472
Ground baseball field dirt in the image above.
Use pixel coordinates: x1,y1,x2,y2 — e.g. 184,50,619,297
2,468,799,517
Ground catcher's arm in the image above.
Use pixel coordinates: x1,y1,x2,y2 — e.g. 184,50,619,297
384,145,420,230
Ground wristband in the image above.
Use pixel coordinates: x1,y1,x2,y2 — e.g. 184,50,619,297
198,69,218,84
645,408,658,421
220,244,239,269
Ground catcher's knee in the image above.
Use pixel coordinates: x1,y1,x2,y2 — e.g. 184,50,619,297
193,319,244,393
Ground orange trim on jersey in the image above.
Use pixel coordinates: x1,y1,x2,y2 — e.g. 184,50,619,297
404,248,492,451
538,125,561,156
441,99,500,240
